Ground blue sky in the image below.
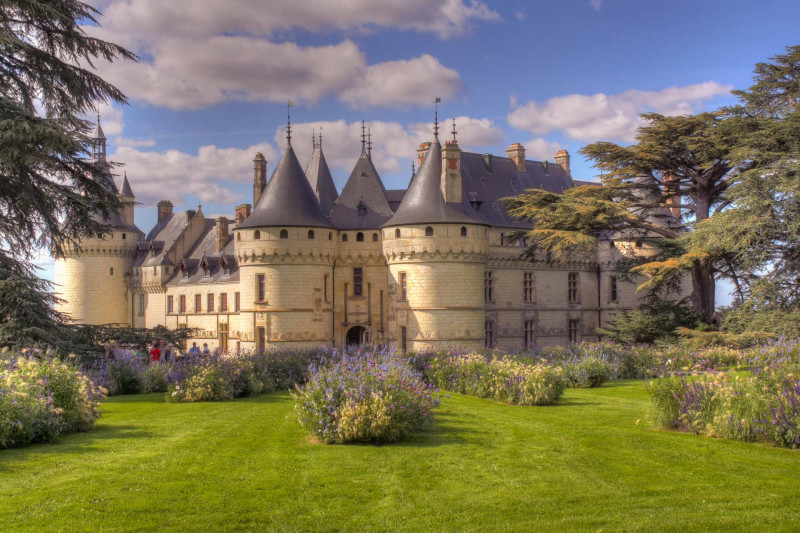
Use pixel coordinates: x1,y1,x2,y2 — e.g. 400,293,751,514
39,0,800,306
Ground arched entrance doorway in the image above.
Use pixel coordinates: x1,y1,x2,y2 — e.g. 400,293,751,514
346,326,366,348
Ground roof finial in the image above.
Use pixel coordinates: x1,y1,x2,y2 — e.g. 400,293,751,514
367,128,372,158
451,118,457,142
360,120,366,153
319,126,323,149
411,160,416,176
312,128,316,149
286,100,293,148
434,96,441,140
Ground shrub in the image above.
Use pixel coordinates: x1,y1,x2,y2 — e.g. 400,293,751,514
142,362,169,393
168,363,233,403
1,351,104,449
293,351,438,444
564,356,614,388
647,376,722,433
89,353,146,395
426,353,566,406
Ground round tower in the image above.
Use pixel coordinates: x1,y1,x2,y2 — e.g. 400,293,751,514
382,136,488,352
234,122,335,352
54,117,144,325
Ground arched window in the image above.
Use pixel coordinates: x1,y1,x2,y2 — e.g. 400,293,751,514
236,233,241,241
280,229,288,239
395,228,401,238
461,226,467,237
254,230,261,240
372,233,378,242
425,226,434,237
342,233,348,242
356,232,364,242
328,232,332,241
308,230,315,240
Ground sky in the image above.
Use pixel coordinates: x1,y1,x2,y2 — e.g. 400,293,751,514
38,0,800,306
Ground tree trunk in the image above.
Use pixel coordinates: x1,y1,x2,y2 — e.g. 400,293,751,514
690,259,716,323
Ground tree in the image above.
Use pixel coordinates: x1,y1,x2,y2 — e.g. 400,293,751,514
503,112,743,322
0,1,135,347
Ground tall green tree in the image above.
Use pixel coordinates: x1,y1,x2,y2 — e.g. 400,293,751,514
504,112,743,322
0,1,135,347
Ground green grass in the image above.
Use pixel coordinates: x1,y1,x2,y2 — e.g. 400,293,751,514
1,381,799,532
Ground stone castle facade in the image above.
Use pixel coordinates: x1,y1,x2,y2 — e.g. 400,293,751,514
55,116,661,352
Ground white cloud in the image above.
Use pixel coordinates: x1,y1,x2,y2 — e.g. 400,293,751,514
113,137,156,148
84,0,499,110
508,81,732,143
113,143,278,206
522,138,563,161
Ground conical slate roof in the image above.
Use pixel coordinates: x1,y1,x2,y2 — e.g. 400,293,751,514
384,139,481,227
238,145,333,229
330,149,393,229
118,172,134,197
93,117,105,140
304,144,338,215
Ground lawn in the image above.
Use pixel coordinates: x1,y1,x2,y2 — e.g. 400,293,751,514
1,380,799,532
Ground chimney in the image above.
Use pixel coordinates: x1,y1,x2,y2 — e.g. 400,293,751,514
253,152,267,206
555,149,570,175
441,140,462,204
235,203,252,226
157,200,173,223
506,143,526,172
663,174,681,218
215,217,229,253
417,142,431,166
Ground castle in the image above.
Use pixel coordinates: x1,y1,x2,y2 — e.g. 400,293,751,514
54,113,657,353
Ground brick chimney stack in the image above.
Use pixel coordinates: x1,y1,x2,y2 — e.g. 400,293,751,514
235,203,252,226
506,143,526,172
442,140,462,204
253,152,267,206
215,217,229,253
157,200,173,223
417,142,431,165
555,149,570,175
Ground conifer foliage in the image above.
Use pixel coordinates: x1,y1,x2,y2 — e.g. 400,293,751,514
0,1,135,347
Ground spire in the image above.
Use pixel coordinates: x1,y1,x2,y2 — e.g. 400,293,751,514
319,126,323,149
118,171,134,198
433,96,441,140
92,112,107,163
93,113,106,140
239,142,332,229
360,120,366,154
330,142,392,229
451,118,457,142
367,128,372,158
286,100,293,148
305,133,339,215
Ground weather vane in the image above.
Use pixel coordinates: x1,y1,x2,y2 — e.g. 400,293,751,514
434,96,441,139
286,100,293,147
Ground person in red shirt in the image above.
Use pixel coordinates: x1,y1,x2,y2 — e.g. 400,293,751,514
149,341,161,362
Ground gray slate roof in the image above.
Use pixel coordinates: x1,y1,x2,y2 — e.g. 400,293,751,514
118,173,134,197
137,210,195,267
167,219,239,285
304,145,338,215
384,140,484,227
238,145,333,229
329,150,394,229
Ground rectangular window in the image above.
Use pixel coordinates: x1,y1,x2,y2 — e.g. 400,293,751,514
610,275,618,303
256,327,266,354
401,326,407,353
353,267,363,296
568,272,579,303
235,292,241,312
399,272,408,301
207,293,215,313
499,232,505,246
179,295,186,314
109,267,114,276
220,293,228,312
257,274,266,302
523,272,534,303
485,320,494,348
167,295,174,314
138,293,145,317
568,319,580,343
485,271,493,303
194,294,201,313
524,320,535,349
323,274,329,303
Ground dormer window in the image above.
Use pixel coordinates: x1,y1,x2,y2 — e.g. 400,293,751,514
357,201,367,216
220,256,231,276
200,256,210,278
180,260,189,279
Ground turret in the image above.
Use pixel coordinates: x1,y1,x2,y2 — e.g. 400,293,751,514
304,129,338,215
91,114,107,164
253,152,267,206
118,171,135,226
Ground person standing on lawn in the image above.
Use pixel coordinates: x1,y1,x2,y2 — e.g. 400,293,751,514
149,341,161,362
188,342,200,356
